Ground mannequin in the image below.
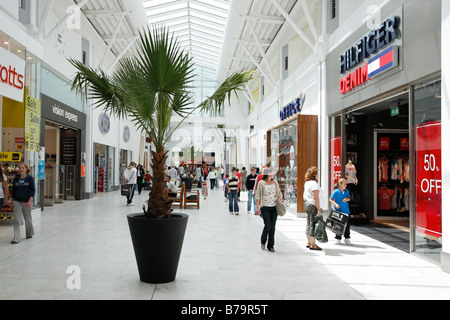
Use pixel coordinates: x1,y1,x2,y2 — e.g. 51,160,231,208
345,160,362,215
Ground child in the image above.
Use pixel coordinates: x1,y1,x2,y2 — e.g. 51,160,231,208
330,178,352,245
202,179,208,200
223,173,229,202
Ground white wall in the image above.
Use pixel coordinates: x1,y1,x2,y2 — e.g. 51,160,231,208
441,0,450,271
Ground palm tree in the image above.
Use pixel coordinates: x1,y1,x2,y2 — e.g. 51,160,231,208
70,26,253,219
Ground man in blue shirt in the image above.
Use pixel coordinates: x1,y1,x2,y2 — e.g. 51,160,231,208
330,178,352,244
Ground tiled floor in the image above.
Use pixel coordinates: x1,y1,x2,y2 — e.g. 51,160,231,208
1,187,450,300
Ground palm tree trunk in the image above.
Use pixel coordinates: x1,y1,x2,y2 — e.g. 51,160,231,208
145,148,173,218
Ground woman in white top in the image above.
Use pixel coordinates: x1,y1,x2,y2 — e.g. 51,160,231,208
207,167,217,190
255,167,282,252
303,166,322,251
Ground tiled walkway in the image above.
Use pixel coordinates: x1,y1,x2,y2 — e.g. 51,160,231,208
1,187,450,300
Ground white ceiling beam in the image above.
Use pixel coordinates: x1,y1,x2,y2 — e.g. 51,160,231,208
269,0,315,50
83,8,133,18
242,14,285,24
247,21,277,87
99,14,125,68
299,0,319,43
240,44,275,89
236,38,271,47
106,36,138,73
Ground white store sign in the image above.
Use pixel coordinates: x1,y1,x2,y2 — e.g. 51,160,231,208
0,46,25,102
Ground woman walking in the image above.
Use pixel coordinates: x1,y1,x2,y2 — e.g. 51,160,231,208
207,167,217,190
303,166,322,251
255,167,282,252
10,163,36,244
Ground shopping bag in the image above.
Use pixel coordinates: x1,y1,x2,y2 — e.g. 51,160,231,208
121,184,131,196
314,215,328,243
325,210,349,237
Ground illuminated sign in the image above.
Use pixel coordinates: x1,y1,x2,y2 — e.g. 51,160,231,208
0,46,25,102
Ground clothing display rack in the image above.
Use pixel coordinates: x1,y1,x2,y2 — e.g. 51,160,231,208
374,129,410,220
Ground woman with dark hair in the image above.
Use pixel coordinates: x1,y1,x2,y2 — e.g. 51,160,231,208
255,167,282,252
303,166,322,251
10,163,35,244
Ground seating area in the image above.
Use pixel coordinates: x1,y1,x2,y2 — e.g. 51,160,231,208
169,181,200,209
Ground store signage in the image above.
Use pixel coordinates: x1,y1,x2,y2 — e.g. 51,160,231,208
379,137,390,151
0,151,21,162
415,121,441,239
123,126,130,142
41,94,86,131
0,46,25,102
330,137,342,192
280,93,306,121
51,104,78,123
98,113,110,134
339,16,401,95
24,96,41,152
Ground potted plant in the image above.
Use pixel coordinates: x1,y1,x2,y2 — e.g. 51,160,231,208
69,26,253,283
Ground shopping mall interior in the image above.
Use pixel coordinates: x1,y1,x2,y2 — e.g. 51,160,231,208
1,0,450,302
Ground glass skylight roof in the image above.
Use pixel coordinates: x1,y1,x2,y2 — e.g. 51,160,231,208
142,0,231,78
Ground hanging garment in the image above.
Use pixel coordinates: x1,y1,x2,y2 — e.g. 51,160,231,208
378,188,394,210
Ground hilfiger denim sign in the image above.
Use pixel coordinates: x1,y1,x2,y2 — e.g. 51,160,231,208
339,16,401,95
0,46,25,102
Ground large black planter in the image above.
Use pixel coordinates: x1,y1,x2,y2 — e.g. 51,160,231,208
127,213,189,283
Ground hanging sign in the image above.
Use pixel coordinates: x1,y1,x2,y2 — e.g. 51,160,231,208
24,96,41,152
0,46,25,102
330,137,342,192
415,121,441,239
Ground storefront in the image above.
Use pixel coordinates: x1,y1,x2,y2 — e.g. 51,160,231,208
40,94,86,204
0,34,42,212
326,1,442,263
94,143,115,193
268,113,318,215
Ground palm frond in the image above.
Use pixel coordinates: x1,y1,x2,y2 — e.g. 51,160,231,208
197,70,255,117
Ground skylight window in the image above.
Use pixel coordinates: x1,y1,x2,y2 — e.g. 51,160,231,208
142,0,230,78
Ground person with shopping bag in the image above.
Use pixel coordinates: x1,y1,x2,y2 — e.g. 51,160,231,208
329,178,352,244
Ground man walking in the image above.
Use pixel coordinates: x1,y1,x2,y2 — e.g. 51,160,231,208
123,162,137,206
245,167,257,214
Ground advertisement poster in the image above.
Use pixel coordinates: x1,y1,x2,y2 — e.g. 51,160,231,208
415,121,441,239
24,96,41,152
330,137,342,192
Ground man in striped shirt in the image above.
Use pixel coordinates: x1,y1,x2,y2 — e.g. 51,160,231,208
227,168,240,215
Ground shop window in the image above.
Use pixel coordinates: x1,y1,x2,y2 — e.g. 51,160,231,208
282,45,288,80
18,0,30,25
327,0,339,34
413,79,442,263
82,39,90,66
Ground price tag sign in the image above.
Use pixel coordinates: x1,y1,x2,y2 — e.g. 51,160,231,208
415,121,441,239
330,137,342,192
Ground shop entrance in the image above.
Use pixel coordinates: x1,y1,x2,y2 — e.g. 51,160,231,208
44,121,79,204
342,92,410,230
